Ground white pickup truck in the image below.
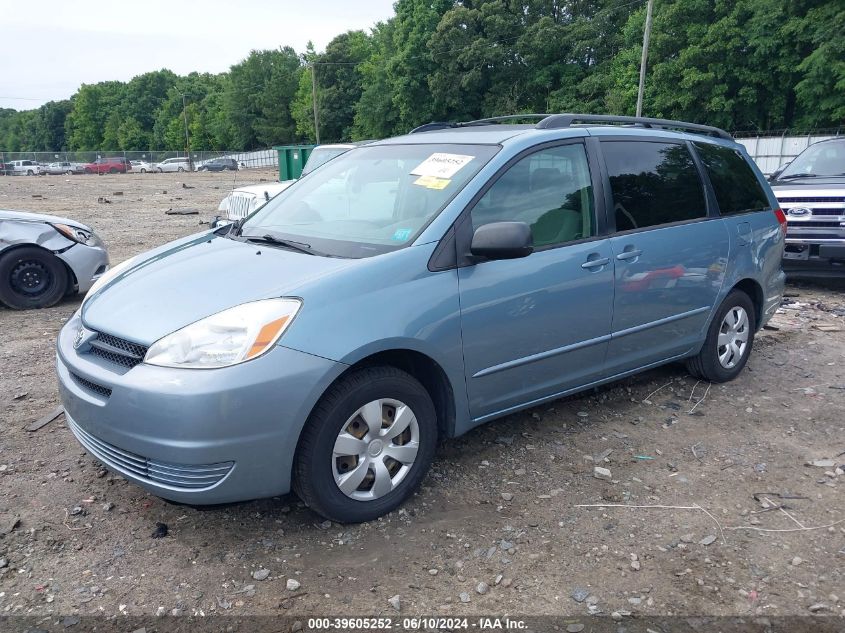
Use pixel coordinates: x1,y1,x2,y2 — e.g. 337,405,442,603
10,160,42,176
769,138,845,274
212,143,362,227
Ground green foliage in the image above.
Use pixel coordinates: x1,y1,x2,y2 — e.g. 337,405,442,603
1,0,842,152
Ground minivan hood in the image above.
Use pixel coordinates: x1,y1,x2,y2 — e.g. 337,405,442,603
81,232,354,345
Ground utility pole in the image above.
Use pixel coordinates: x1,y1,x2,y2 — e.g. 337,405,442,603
310,63,321,144
636,0,654,118
181,93,192,170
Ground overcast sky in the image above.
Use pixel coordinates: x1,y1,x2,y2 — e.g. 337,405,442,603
0,0,397,111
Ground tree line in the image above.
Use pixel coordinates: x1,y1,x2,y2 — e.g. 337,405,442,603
1,0,842,153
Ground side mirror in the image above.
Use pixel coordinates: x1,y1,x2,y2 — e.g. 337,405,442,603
470,222,533,260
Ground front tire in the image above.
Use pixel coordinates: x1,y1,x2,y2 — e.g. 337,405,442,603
686,290,755,382
294,366,437,523
0,247,69,309
177,166,185,172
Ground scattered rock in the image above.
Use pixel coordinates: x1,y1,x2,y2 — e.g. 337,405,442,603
571,587,590,603
699,535,717,546
791,556,803,566
808,603,829,612
593,466,612,481
496,436,514,446
428,569,438,576
500,492,514,501
252,568,271,581
459,592,471,603
388,595,401,611
476,582,489,595
566,624,585,633
61,615,80,628
286,578,301,591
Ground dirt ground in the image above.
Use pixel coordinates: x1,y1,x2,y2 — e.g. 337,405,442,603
1,172,844,626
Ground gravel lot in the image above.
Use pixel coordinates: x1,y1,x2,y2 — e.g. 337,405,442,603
1,172,844,626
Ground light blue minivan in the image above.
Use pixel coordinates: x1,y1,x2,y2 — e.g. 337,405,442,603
57,115,786,522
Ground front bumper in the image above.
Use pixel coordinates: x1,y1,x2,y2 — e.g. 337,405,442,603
56,312,344,504
57,243,109,293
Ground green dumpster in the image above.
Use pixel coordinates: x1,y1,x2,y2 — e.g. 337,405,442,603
274,144,316,181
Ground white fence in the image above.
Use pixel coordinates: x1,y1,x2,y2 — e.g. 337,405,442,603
734,131,843,175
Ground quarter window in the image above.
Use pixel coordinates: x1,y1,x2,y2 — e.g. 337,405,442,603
694,142,770,215
471,144,595,248
603,141,706,231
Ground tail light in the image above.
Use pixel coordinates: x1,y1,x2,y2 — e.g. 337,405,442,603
773,208,787,238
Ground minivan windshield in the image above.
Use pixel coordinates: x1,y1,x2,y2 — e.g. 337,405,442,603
240,143,499,258
780,139,845,178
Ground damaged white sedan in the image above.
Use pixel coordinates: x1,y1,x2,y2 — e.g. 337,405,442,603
0,210,109,309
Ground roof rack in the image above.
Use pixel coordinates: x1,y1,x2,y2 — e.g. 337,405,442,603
535,114,733,140
409,113,732,140
409,114,552,134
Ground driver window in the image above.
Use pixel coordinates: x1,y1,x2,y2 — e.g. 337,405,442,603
471,144,595,248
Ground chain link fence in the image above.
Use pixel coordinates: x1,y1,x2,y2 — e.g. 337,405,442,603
0,149,278,173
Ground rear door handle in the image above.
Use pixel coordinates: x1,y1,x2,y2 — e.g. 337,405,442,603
616,249,642,261
581,257,610,270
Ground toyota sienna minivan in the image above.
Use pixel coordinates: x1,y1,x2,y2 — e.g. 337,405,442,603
57,114,785,522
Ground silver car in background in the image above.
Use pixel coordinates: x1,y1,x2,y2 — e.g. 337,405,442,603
155,157,192,173
0,210,109,309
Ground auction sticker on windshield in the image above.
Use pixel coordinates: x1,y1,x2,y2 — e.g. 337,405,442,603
411,153,474,179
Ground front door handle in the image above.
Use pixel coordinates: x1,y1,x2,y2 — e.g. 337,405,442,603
581,256,610,270
616,248,643,261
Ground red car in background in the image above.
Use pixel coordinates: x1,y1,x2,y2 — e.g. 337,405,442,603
83,157,132,174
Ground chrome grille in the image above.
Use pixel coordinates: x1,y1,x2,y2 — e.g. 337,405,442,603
67,417,233,490
777,196,845,203
70,372,112,398
227,192,257,220
88,333,148,369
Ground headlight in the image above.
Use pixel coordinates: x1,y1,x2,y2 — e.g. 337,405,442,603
144,299,301,369
218,195,230,212
52,223,105,248
82,256,136,306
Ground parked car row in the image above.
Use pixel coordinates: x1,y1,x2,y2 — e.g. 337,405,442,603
1,156,242,175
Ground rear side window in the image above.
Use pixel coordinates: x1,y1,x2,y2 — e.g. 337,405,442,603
694,142,770,215
602,141,706,231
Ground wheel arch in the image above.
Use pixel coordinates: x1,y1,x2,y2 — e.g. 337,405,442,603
0,242,76,294
306,348,457,442
729,278,764,330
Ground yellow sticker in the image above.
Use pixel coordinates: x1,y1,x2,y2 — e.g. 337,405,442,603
413,175,451,190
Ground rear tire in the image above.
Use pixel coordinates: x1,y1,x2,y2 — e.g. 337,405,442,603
108,167,118,174
293,366,437,523
0,247,69,310
177,166,185,172
686,290,755,383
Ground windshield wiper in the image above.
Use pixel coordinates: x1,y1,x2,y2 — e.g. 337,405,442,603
242,233,317,256
779,173,818,180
